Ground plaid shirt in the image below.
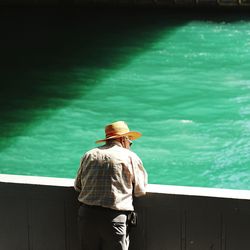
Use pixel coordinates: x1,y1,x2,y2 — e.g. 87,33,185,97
74,141,148,211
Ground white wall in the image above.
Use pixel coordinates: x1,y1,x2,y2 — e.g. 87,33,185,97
0,174,250,250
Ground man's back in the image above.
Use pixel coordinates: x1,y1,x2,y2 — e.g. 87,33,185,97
75,141,147,211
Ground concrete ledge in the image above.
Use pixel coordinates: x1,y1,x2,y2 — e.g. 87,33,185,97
1,173,250,250
1,173,250,200
0,174,74,187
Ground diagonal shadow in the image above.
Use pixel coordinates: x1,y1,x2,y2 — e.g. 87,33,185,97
0,7,249,150
0,7,186,150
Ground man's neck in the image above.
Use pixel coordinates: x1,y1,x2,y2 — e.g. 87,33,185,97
106,139,123,148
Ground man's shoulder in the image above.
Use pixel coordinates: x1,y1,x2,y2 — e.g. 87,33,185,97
123,148,142,162
86,147,99,153
81,147,100,158
83,145,115,156
82,145,142,162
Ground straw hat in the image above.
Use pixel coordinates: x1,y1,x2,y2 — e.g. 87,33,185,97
96,121,142,143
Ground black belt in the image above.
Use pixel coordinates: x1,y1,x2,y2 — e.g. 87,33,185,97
80,203,137,226
81,203,130,214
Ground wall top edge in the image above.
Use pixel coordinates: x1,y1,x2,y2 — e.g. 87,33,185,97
0,174,250,200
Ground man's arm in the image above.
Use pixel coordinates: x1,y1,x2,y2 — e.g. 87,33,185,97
74,157,85,192
131,156,148,197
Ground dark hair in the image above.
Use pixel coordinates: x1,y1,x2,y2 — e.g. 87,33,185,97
106,138,117,145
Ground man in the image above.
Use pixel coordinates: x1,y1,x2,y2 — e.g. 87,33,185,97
74,121,148,250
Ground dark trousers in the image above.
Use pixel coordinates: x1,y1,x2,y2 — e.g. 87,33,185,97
78,204,130,250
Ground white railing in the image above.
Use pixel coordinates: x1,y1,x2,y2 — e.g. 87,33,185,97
1,173,250,200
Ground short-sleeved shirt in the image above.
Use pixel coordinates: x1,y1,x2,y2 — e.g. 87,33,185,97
74,141,148,211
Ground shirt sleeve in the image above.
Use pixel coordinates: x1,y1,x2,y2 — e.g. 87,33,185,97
74,156,85,192
131,155,148,197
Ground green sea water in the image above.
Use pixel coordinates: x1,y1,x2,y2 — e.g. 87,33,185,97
1,9,250,190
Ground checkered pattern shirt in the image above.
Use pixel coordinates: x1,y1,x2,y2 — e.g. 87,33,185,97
74,141,148,211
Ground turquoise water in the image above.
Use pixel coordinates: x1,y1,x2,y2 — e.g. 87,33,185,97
1,9,250,189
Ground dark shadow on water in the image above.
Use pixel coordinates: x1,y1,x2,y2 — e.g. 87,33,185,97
0,7,184,150
0,7,250,150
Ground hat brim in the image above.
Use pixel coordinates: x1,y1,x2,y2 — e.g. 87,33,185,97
96,131,142,144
